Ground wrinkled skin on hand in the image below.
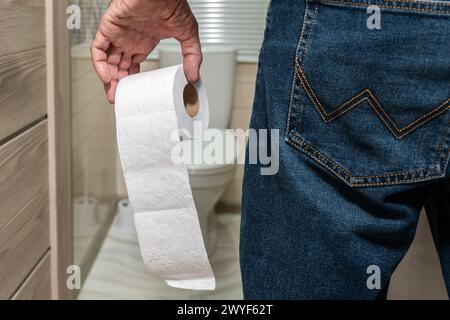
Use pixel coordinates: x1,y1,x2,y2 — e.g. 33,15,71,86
91,0,201,103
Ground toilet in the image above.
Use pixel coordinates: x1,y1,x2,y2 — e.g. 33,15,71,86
159,46,238,255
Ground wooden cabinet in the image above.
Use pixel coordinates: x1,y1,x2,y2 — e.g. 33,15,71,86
0,0,72,300
0,122,50,299
0,0,47,141
12,253,52,300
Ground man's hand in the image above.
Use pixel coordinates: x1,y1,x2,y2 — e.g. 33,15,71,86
91,0,201,103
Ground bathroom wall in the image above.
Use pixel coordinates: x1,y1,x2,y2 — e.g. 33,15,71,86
71,50,160,203
389,210,448,299
71,49,123,267
71,55,117,203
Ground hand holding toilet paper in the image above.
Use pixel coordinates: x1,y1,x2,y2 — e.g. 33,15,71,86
115,65,215,290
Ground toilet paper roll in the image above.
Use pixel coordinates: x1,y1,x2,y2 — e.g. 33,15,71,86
115,65,215,290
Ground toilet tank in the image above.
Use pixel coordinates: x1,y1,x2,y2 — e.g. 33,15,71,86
158,46,236,129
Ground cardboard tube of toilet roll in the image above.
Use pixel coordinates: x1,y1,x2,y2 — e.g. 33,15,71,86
115,65,215,290
183,83,200,118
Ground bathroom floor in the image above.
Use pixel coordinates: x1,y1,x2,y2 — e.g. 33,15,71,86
79,208,448,300
78,211,243,300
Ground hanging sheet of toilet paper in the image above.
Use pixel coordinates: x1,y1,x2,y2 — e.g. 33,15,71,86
115,65,215,290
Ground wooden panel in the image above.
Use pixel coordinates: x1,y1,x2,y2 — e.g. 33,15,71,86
0,121,49,299
0,0,46,56
0,0,47,140
12,252,52,300
0,188,49,299
0,46,47,141
46,0,74,300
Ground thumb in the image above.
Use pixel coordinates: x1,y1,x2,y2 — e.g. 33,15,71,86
179,27,202,84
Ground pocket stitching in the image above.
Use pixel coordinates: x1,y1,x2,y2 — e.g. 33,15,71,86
393,0,450,7
287,132,443,186
320,0,450,14
288,128,439,181
295,60,450,139
297,1,320,66
286,0,449,187
286,0,320,140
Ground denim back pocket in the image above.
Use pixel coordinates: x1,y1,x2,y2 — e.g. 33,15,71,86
286,0,450,187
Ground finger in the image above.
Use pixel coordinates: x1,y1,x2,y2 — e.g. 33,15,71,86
103,64,119,104
105,80,118,104
118,68,129,81
107,46,122,66
119,53,133,70
132,53,149,65
179,23,202,83
108,63,119,82
128,63,140,75
118,63,140,81
91,30,112,83
131,39,158,65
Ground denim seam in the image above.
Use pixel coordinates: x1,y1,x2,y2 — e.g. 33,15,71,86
352,176,442,187
393,0,450,6
295,61,450,139
354,168,431,179
288,134,353,178
290,131,437,178
286,0,320,143
303,2,320,65
287,134,443,187
437,120,450,174
286,0,310,139
286,70,297,142
319,0,450,14
443,146,450,175
295,1,320,133
297,1,320,68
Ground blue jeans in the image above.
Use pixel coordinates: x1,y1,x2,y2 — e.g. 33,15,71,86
240,0,450,299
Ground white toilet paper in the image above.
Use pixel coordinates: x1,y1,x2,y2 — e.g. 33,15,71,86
115,65,215,290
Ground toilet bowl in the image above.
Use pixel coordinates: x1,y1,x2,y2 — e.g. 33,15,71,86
180,129,240,255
